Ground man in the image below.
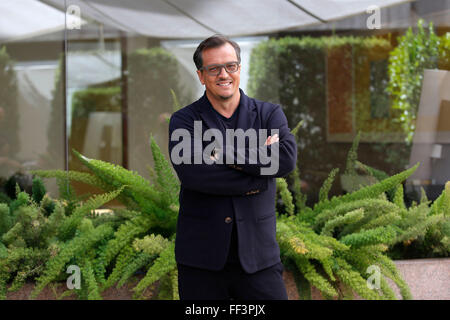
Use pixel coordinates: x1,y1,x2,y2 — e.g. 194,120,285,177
168,35,297,300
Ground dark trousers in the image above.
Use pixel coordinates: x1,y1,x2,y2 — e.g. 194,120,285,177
177,261,288,300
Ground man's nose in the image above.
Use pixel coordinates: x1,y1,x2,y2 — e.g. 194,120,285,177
218,66,229,77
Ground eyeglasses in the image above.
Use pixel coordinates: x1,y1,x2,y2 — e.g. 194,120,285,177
200,61,240,76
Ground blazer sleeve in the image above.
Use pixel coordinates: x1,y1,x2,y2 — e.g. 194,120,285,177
226,104,297,178
168,111,268,196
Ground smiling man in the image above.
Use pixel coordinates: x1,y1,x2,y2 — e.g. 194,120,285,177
168,34,297,300
196,40,241,113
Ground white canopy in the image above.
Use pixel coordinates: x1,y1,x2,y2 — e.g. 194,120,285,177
7,0,446,42
288,0,412,22
0,0,66,42
35,0,413,39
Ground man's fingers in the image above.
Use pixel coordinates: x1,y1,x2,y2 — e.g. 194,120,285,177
270,134,279,144
265,136,271,146
272,134,279,142
265,134,279,146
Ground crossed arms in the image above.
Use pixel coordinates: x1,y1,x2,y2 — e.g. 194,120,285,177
168,105,297,196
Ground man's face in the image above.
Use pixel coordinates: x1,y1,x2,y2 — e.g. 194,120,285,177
196,43,241,102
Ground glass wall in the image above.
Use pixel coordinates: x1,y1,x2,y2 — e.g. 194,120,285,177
0,0,66,200
1,0,449,208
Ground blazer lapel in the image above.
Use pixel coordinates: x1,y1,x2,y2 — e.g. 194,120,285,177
235,89,258,132
194,93,223,133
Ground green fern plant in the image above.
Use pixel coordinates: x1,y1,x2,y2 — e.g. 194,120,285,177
277,165,419,300
0,173,132,299
0,182,70,299
131,234,178,300
30,220,115,299
27,134,181,299
275,130,448,300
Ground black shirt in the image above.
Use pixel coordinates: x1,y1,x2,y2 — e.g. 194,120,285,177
211,104,241,266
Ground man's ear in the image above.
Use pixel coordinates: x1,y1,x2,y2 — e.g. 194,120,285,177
196,70,205,85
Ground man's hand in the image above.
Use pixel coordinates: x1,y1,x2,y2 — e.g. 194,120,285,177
264,133,279,146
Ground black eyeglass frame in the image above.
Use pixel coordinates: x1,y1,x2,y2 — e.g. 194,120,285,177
199,61,240,76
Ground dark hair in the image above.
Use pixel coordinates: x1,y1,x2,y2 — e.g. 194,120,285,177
193,34,241,70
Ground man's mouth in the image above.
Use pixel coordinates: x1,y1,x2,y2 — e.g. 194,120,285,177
217,81,232,87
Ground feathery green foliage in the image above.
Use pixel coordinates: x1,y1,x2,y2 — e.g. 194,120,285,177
132,241,177,300
0,180,74,298
319,168,339,203
321,208,365,237
70,148,178,231
103,245,135,290
81,258,102,300
31,178,46,205
30,222,114,299
275,132,447,300
57,185,127,241
149,135,180,207
0,173,134,300
276,178,295,216
25,136,181,299
313,163,419,215
30,170,112,194
117,252,155,288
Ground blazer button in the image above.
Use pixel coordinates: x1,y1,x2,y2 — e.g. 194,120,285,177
225,217,233,224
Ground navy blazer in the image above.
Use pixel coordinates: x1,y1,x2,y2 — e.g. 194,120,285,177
168,89,297,273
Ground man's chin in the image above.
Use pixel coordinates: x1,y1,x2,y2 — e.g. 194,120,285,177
218,93,233,100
